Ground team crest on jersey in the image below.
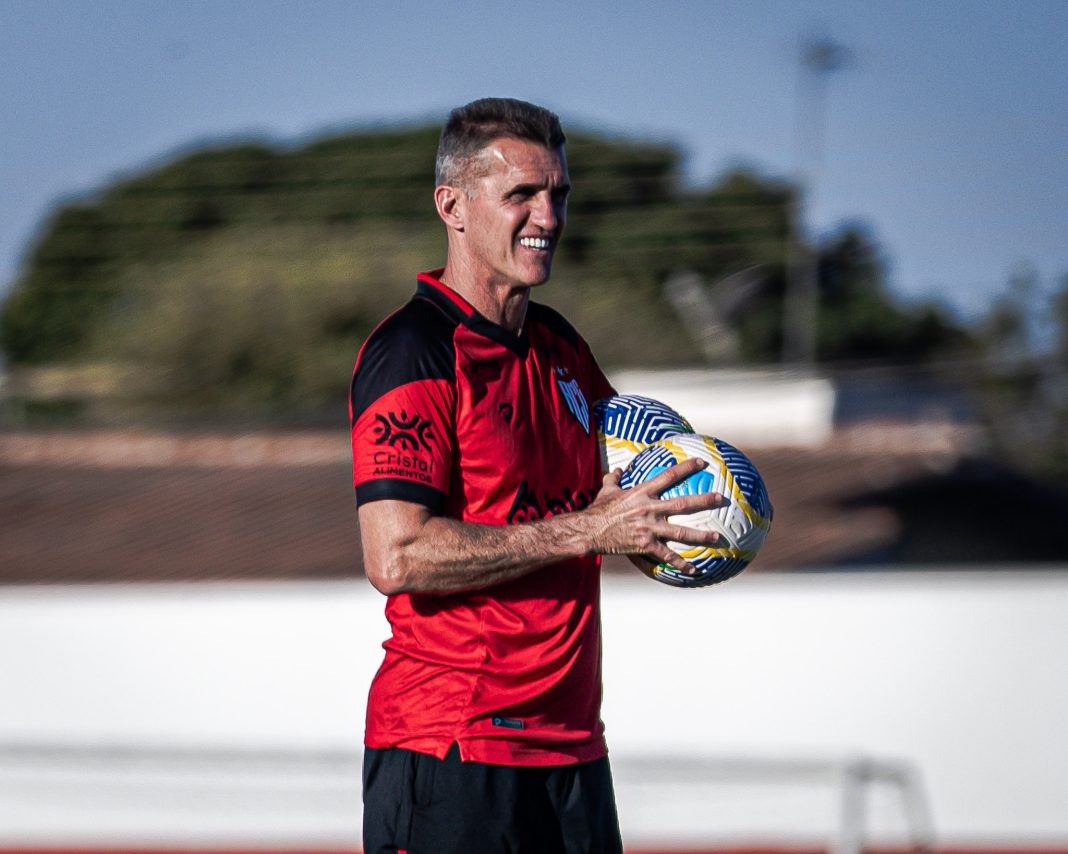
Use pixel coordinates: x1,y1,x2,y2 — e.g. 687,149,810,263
554,366,590,434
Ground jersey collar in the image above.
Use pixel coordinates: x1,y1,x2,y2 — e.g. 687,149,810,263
416,270,531,357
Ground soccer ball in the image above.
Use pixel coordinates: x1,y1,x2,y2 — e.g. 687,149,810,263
594,394,694,475
619,433,772,588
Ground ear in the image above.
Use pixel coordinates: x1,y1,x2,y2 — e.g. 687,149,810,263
434,184,465,232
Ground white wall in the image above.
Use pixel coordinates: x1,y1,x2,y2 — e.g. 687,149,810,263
1,570,1066,848
610,368,837,448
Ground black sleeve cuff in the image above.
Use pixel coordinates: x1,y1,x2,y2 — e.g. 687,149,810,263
355,478,446,513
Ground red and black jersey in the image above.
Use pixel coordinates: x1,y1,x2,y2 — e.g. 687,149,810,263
350,270,615,766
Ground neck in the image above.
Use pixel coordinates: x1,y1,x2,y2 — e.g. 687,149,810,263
440,261,530,335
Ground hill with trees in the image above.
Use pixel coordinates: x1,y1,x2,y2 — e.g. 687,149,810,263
1,124,972,419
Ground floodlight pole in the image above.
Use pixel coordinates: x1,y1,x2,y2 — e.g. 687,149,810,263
782,35,850,367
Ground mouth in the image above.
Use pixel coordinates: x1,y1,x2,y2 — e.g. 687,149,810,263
518,236,551,251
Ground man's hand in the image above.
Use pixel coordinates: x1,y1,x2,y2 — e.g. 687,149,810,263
585,457,724,576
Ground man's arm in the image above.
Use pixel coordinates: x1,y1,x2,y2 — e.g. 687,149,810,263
359,458,721,596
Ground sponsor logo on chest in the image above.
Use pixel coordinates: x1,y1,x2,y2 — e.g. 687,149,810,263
507,479,596,523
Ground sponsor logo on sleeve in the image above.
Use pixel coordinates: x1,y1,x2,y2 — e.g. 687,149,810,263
371,409,436,483
374,410,434,450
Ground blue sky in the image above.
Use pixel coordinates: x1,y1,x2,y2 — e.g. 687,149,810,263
2,0,1066,321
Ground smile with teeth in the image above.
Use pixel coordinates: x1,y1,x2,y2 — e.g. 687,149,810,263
519,236,551,250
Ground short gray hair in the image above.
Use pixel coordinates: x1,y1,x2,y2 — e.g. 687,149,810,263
435,97,566,189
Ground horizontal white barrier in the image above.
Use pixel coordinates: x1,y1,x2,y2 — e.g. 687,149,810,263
1,570,1066,847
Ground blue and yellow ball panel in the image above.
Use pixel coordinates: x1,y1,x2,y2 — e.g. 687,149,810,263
618,433,772,588
594,394,694,474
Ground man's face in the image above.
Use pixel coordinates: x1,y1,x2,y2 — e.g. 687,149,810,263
458,137,570,290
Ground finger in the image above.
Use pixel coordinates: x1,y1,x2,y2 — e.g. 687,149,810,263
642,457,707,495
658,524,721,547
652,545,698,576
660,491,725,515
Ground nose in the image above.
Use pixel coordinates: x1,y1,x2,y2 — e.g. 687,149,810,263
531,192,563,231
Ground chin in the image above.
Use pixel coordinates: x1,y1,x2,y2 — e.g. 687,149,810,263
525,263,555,287
499,258,554,289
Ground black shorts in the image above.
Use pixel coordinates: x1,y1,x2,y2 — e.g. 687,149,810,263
362,743,623,854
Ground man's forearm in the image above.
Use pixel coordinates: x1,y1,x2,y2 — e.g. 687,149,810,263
370,511,597,596
359,459,718,596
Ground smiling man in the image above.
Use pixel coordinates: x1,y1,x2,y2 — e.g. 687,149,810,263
349,98,722,854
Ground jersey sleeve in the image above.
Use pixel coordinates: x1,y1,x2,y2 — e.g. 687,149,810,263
349,301,458,512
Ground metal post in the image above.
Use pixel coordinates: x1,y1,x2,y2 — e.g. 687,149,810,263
782,34,850,367
833,758,868,854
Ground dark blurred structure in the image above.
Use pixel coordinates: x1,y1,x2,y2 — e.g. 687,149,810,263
3,411,1066,585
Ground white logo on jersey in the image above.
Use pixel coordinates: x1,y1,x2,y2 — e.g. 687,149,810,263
557,375,590,434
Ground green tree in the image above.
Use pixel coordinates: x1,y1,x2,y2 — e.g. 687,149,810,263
1,124,974,420
814,226,972,364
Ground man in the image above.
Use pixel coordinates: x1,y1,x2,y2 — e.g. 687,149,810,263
350,97,722,853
